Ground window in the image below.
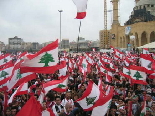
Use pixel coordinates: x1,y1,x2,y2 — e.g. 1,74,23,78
151,5,154,7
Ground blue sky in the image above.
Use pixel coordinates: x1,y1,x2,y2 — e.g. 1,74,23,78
0,0,135,44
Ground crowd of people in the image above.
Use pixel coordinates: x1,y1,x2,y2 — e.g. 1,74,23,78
0,49,155,116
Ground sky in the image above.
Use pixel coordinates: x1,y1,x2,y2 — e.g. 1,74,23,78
0,0,135,44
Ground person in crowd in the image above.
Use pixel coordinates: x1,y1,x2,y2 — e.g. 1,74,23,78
11,106,18,116
52,96,64,116
61,92,74,108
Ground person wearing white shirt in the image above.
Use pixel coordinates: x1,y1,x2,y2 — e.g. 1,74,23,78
61,91,74,107
52,96,64,116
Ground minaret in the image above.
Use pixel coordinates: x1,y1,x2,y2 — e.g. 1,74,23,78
112,0,120,25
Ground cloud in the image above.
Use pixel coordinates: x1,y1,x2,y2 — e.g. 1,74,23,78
0,0,135,44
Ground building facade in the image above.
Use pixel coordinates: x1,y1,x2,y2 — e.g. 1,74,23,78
100,0,155,49
8,36,24,50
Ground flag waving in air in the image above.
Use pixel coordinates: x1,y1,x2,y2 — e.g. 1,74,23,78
72,0,88,19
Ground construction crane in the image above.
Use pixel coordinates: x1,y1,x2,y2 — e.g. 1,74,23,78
104,0,108,48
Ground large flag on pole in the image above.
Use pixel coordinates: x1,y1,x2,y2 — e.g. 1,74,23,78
72,0,88,19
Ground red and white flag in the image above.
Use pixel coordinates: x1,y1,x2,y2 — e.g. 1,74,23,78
43,76,68,94
16,96,42,116
129,65,148,85
72,0,88,19
143,48,149,54
76,81,101,111
140,54,154,71
7,60,37,91
8,82,28,104
20,39,65,74
0,62,14,85
91,87,114,116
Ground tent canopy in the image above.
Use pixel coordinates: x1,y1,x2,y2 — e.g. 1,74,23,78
137,42,155,48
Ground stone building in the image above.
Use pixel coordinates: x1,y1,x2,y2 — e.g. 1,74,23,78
100,0,155,49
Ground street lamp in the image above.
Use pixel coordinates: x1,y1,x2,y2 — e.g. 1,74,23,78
58,10,63,50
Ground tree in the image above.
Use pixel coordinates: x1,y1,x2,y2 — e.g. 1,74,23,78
57,84,66,88
0,71,9,78
38,52,55,67
16,69,22,80
133,71,143,80
86,96,97,106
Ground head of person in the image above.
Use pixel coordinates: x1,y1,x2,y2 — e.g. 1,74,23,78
146,107,152,116
109,105,117,115
45,91,55,102
5,107,11,116
55,96,61,105
34,94,39,100
65,91,72,99
42,101,47,110
11,106,18,116
146,93,152,101
65,102,73,113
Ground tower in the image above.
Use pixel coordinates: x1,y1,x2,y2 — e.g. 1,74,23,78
112,0,119,25
110,0,120,47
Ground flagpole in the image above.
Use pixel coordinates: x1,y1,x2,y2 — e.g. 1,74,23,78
77,20,82,53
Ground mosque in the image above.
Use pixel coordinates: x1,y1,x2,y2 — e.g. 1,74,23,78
99,0,155,49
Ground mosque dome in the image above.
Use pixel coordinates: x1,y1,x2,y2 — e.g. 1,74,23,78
136,0,155,6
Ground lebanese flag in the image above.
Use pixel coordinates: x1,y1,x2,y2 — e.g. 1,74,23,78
76,81,101,111
43,75,68,94
124,57,131,66
85,53,93,65
59,62,67,76
114,49,123,59
129,65,148,85
120,67,131,79
7,60,37,91
42,109,56,116
8,82,28,104
149,73,155,79
106,71,112,83
20,39,64,74
0,62,14,85
68,58,74,72
143,48,149,54
140,54,154,71
0,54,12,67
80,57,91,73
91,87,114,116
16,96,42,116
72,0,88,19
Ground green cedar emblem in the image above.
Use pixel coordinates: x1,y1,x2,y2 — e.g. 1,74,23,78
0,71,9,78
103,70,107,74
147,62,152,68
86,96,97,106
38,52,55,67
82,63,86,68
16,69,22,80
126,71,131,75
57,84,66,88
3,58,8,63
133,71,143,80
